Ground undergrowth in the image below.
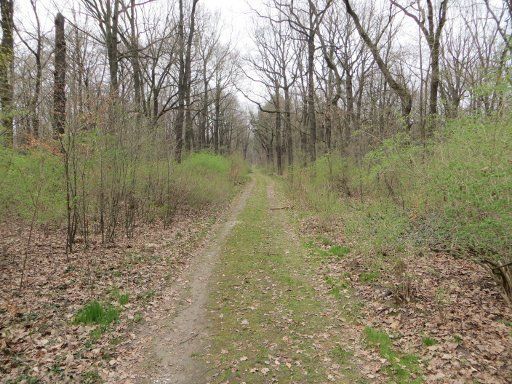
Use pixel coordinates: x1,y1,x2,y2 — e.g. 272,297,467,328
0,144,248,235
287,114,512,264
74,301,120,326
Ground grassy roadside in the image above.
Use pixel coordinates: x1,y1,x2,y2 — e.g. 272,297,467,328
205,172,364,383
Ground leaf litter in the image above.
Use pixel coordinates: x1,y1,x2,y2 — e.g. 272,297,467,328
0,204,225,383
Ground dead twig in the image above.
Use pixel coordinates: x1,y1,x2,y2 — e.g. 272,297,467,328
269,206,294,210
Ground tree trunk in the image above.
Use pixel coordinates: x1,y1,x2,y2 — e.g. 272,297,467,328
129,0,142,112
0,0,14,146
53,13,66,137
174,0,186,162
214,83,221,153
274,83,283,175
343,0,412,129
184,0,199,153
200,61,208,149
284,85,292,167
108,1,119,97
307,19,317,162
32,43,42,138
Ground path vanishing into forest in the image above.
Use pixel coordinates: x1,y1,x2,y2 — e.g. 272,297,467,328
127,171,366,384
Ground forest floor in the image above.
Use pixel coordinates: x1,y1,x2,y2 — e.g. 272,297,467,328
0,187,240,383
2,170,511,383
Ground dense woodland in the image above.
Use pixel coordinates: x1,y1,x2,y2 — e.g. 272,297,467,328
0,0,511,383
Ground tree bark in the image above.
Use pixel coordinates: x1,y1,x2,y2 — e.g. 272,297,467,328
274,82,283,175
184,0,199,152
307,3,317,162
53,12,66,137
0,0,14,146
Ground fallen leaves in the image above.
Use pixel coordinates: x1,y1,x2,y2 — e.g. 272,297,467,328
300,215,512,384
0,205,224,383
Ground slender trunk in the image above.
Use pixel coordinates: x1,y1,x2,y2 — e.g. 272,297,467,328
307,28,317,162
345,70,354,149
214,83,221,153
427,39,441,135
130,0,142,112
274,83,283,175
184,0,199,152
0,0,14,146
200,61,208,149
284,86,292,167
343,0,412,129
174,0,186,162
53,13,66,137
108,1,119,97
32,47,42,138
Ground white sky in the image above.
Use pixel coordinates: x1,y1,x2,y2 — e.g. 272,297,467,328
16,0,261,51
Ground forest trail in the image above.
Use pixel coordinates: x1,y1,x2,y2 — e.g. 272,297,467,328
129,171,365,383
129,176,256,383
193,172,364,383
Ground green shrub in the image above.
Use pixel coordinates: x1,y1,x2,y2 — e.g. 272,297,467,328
172,152,248,208
286,115,512,263
0,140,249,239
0,146,65,223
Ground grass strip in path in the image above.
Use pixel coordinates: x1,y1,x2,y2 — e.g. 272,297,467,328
204,172,365,383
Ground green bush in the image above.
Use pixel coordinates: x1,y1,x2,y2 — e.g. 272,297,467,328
0,147,65,223
172,152,248,208
0,140,249,237
286,115,512,263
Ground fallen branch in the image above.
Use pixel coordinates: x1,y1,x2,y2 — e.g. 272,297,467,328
481,259,512,306
270,206,293,211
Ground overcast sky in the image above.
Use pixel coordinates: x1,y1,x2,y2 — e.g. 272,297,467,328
16,0,262,52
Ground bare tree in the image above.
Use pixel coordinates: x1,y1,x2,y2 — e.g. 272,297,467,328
341,0,413,129
82,0,121,96
53,13,66,136
0,0,14,146
391,0,448,135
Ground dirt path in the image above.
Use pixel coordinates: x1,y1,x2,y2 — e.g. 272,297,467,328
127,177,255,384
201,173,365,383
125,172,368,383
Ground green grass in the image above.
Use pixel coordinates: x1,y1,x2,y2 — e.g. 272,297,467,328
74,301,120,326
330,345,353,365
359,270,380,284
329,245,350,257
110,289,129,305
422,336,437,347
81,370,103,384
364,327,422,383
